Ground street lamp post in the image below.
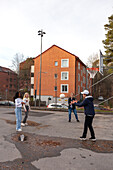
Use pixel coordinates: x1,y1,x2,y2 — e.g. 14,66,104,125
38,29,46,107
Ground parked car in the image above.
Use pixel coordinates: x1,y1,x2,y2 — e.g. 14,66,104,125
47,103,68,109
98,96,104,101
0,101,15,106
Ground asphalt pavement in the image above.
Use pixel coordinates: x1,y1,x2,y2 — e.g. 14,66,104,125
0,107,113,170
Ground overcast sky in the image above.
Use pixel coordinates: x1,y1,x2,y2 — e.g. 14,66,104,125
0,0,113,68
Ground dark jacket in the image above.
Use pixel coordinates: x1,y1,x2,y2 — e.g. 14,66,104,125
75,96,95,116
68,97,76,109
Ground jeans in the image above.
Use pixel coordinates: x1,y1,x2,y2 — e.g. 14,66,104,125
15,107,22,130
68,108,79,121
82,115,95,138
23,106,29,123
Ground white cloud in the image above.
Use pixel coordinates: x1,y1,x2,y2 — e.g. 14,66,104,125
0,0,113,68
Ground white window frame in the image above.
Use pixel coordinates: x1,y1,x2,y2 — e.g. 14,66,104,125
61,59,69,68
61,71,69,80
61,84,68,93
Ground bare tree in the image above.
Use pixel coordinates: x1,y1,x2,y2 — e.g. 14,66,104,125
11,53,24,74
86,53,99,68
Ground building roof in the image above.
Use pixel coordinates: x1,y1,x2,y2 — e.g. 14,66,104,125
0,66,17,74
34,44,86,67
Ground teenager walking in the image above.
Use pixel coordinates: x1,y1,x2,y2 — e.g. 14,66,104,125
21,92,30,126
72,90,96,141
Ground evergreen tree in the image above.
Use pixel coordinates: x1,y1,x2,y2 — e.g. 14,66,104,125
102,14,113,64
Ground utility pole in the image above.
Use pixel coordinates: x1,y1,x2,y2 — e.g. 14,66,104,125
38,30,46,107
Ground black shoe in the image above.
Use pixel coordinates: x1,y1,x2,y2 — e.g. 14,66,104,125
77,120,80,122
68,120,71,122
89,137,96,141
80,136,86,140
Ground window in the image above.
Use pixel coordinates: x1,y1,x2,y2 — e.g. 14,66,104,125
83,66,85,73
78,62,80,69
14,84,17,88
61,72,69,80
31,73,34,77
81,81,82,87
81,70,83,76
78,85,80,93
55,61,58,66
78,73,80,81
61,59,69,67
10,84,12,88
31,84,34,88
61,84,68,93
83,76,85,84
54,74,58,78
54,86,57,91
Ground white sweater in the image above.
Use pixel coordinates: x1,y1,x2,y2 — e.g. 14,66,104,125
15,98,23,107
23,98,30,110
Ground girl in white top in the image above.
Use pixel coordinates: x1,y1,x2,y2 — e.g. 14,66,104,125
21,92,30,126
14,91,25,131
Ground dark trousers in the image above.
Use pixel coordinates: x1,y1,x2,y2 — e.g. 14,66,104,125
82,115,95,138
23,106,29,123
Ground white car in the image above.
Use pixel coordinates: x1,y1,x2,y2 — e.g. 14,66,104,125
98,96,104,101
47,103,68,109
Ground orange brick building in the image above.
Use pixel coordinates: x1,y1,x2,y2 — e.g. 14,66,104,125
31,45,91,104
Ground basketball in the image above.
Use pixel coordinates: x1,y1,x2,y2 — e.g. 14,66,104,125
60,94,65,99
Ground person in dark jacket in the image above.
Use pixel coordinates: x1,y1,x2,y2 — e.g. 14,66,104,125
72,90,96,141
68,93,79,122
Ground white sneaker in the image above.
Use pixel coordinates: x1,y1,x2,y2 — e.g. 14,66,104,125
21,123,25,126
17,128,22,132
25,123,28,126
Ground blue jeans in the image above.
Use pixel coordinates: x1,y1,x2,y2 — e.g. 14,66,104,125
15,107,22,130
68,108,78,121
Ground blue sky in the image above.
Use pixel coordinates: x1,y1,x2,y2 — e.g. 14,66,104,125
0,0,113,68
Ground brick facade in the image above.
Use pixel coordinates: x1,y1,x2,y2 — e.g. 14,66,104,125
33,45,92,103
0,66,18,100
